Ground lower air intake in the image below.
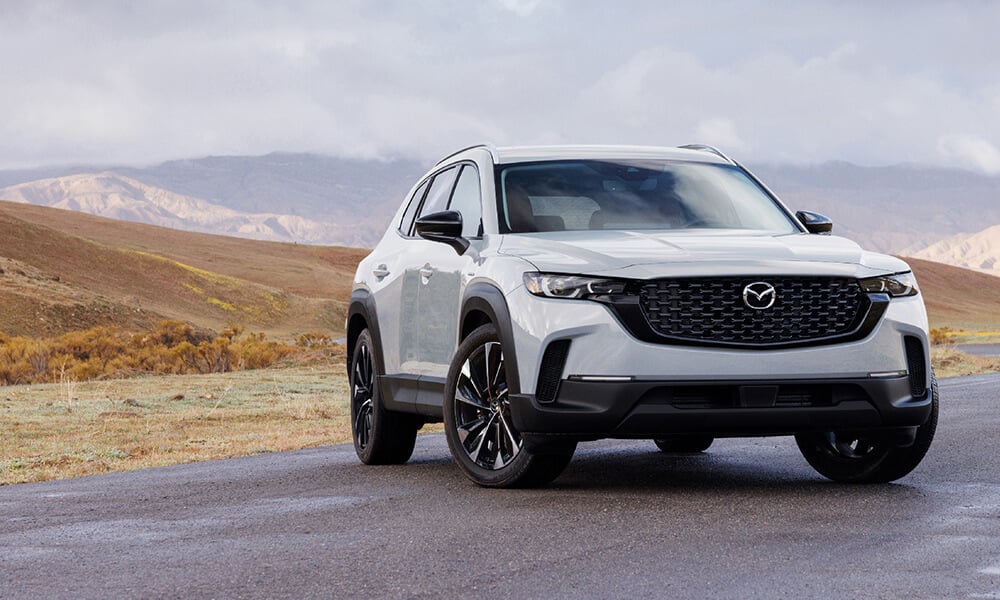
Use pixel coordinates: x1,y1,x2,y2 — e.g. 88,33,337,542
904,336,927,398
536,339,571,404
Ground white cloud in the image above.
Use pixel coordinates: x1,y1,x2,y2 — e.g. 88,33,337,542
937,134,1000,174
691,118,746,152
496,0,544,17
0,2,998,170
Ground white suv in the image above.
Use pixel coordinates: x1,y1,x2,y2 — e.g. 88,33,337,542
347,144,937,488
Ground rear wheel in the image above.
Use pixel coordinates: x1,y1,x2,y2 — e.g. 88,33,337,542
654,435,714,453
795,371,939,483
350,329,419,465
444,324,575,488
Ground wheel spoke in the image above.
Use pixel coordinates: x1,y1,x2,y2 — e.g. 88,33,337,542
496,410,521,456
456,367,491,410
463,412,496,463
480,342,503,395
354,398,372,449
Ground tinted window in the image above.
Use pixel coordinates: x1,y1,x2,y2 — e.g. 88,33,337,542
399,179,430,235
418,166,459,219
497,160,797,234
448,165,482,238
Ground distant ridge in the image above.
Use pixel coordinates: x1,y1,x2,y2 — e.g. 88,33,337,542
0,172,364,246
0,153,427,248
905,224,1000,277
2,154,1000,253
750,161,1000,254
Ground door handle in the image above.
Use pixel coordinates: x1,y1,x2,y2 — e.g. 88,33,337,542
419,266,435,279
372,264,390,278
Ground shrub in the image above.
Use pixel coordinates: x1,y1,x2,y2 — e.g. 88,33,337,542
0,321,302,385
929,327,955,346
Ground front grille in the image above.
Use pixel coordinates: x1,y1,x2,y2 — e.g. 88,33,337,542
639,277,866,346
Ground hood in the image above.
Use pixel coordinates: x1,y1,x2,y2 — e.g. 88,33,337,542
497,229,911,279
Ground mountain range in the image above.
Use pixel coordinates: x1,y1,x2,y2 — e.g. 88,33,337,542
0,153,426,248
907,224,1000,276
1,153,999,271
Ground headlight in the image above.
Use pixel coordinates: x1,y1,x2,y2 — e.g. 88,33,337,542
860,272,919,297
523,272,628,300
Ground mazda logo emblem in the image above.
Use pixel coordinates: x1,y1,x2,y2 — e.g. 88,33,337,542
743,282,776,310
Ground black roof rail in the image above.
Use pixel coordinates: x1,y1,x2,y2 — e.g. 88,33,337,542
677,144,736,165
435,143,498,166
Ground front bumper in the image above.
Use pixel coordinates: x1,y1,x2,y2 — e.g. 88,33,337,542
510,375,933,440
503,284,932,442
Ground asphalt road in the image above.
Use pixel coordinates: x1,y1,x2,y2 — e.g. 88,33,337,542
958,344,1000,357
2,375,999,599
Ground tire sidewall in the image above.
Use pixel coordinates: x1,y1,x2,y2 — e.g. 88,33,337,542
443,324,537,487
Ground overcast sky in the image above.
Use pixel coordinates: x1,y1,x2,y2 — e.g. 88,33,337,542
1,1,998,172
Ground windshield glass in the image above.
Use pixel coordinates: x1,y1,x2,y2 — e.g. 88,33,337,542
497,160,799,234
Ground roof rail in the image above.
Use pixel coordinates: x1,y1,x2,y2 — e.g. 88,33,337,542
677,144,736,165
435,143,498,166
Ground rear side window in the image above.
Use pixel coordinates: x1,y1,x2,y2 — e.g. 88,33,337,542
448,165,482,238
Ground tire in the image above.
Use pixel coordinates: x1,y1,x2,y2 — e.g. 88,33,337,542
350,329,419,465
795,371,939,483
654,435,714,453
444,324,576,488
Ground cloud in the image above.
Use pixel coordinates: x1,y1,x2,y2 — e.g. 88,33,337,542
937,134,1000,174
0,2,998,169
496,0,544,17
691,118,746,152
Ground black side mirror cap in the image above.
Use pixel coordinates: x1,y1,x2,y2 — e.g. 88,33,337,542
415,210,470,254
796,210,833,234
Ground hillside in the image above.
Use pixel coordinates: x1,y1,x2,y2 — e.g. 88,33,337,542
907,257,1000,331
905,224,1000,277
0,201,366,339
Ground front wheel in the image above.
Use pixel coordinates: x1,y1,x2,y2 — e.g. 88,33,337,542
444,324,575,488
795,371,939,483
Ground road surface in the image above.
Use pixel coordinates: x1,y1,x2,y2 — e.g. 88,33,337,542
1,375,998,599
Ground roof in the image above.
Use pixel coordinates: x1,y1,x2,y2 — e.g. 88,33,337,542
492,144,733,165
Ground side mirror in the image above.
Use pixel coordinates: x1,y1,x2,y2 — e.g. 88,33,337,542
796,210,833,234
415,210,470,254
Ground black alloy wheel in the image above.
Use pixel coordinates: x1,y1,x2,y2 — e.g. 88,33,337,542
444,324,575,488
350,328,418,465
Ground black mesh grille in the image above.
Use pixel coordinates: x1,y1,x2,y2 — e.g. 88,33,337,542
536,339,571,403
639,277,866,345
904,336,927,397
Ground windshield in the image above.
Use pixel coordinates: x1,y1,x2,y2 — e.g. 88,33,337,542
497,160,799,234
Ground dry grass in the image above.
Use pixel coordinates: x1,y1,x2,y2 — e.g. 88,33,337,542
0,363,353,485
930,346,1000,379
0,347,995,485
